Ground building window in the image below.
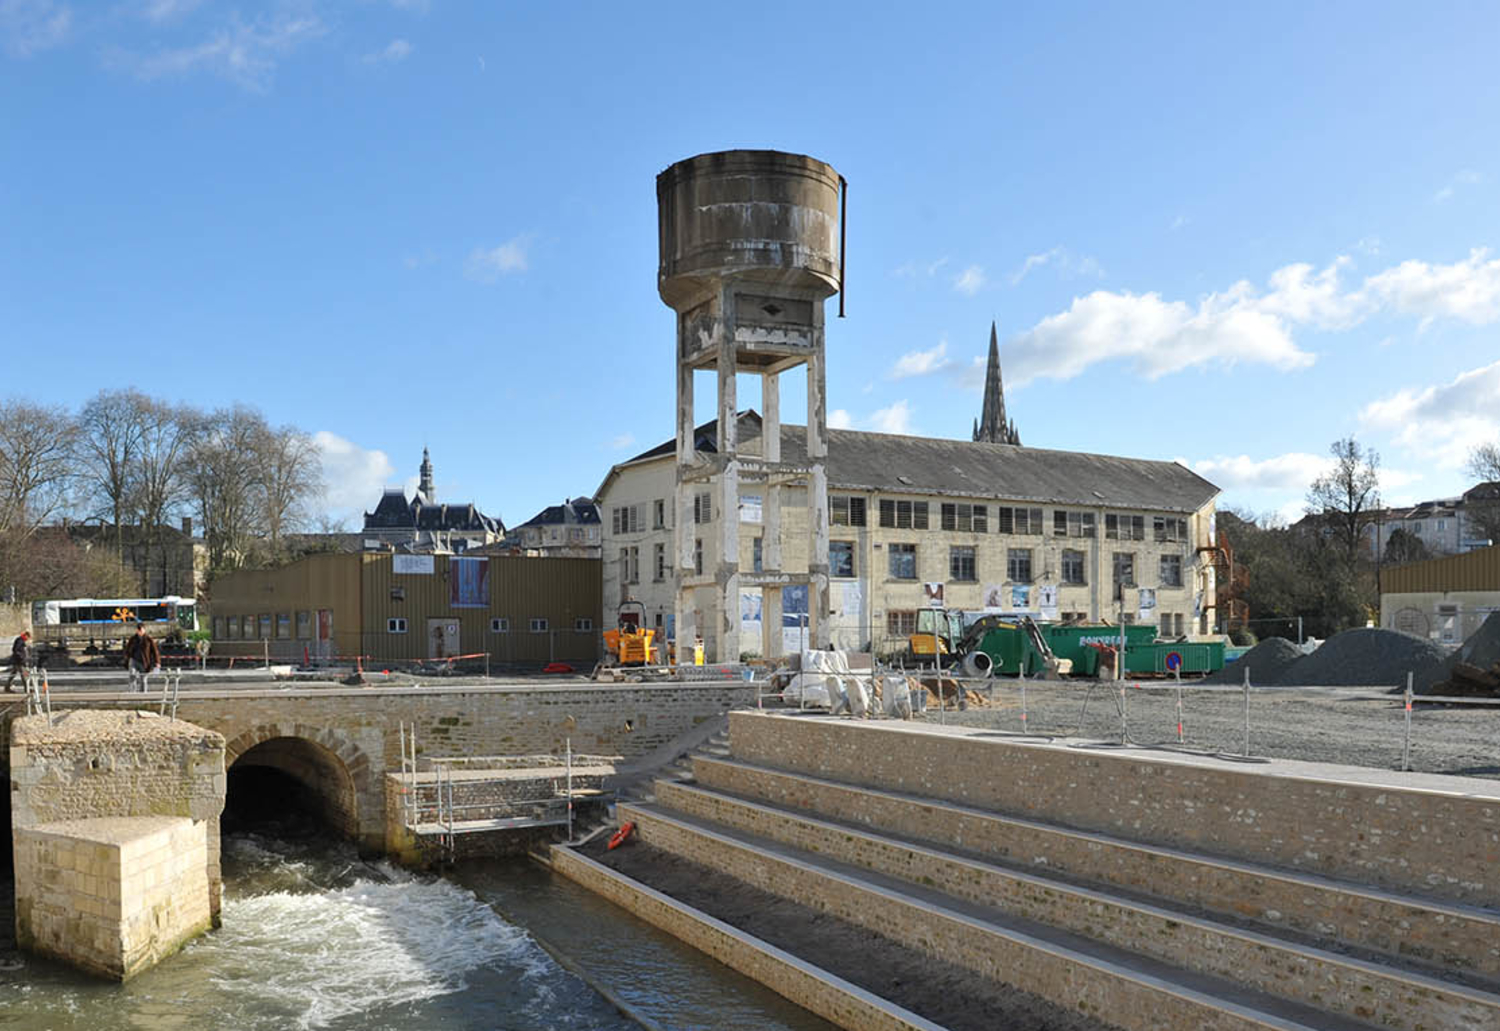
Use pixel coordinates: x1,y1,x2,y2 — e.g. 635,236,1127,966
886,610,917,637
996,507,1044,535
1159,554,1183,587
611,505,643,535
388,618,408,634
653,542,666,581
1113,552,1136,589
574,617,594,631
296,611,312,639
694,538,703,576
1061,549,1086,585
618,548,629,585
1007,548,1032,583
258,614,271,639
950,546,977,582
941,503,982,533
888,542,917,579
878,499,928,530
1059,510,1097,538
653,499,666,529
529,617,549,633
693,492,712,524
490,617,509,633
752,536,764,573
1054,510,1069,537
1154,516,1188,542
831,495,867,527
972,505,988,533
830,540,855,578
1412,521,1424,534
627,546,640,584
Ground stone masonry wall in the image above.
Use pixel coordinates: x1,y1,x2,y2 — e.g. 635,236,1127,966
728,712,1500,905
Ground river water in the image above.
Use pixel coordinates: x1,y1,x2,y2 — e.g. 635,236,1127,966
0,822,834,1031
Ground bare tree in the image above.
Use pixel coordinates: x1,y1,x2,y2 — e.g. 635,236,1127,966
1464,443,1500,545
76,388,150,562
183,406,266,573
256,424,323,560
131,400,192,595
0,400,77,540
1306,436,1381,561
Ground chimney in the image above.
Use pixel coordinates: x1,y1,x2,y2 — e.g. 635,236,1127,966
181,516,194,536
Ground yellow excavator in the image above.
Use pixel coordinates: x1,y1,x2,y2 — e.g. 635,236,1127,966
907,608,966,668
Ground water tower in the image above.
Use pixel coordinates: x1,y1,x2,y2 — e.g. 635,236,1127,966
657,150,844,663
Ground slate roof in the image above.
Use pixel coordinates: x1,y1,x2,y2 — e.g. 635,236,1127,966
610,411,1219,514
363,489,501,533
517,497,601,529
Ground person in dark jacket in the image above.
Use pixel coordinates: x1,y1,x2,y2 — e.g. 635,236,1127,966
124,623,160,692
5,630,29,692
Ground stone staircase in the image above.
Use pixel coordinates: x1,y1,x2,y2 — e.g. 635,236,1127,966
560,710,1500,1031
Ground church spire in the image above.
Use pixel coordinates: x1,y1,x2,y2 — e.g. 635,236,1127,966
972,321,1021,446
418,447,435,502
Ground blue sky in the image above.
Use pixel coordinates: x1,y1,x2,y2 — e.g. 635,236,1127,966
4,1,1499,530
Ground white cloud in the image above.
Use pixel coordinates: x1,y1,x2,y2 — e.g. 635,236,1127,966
314,431,396,512
827,409,853,430
1360,248,1500,325
889,340,950,380
607,433,635,450
1,0,71,56
1009,246,1105,286
1189,452,1332,491
894,256,949,279
126,13,326,92
138,0,200,22
868,400,914,435
465,234,532,281
1004,249,1500,388
1360,359,1500,467
1433,169,1482,203
362,38,411,65
953,265,986,296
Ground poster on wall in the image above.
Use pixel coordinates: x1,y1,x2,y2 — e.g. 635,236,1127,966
923,582,945,607
393,554,434,575
740,495,762,523
1137,587,1157,624
740,590,763,644
450,557,490,608
982,584,1006,610
1010,585,1032,610
781,584,810,655
1037,584,1059,621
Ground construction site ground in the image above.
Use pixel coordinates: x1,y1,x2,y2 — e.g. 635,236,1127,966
921,679,1500,779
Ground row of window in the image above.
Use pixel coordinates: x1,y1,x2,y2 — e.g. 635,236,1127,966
886,546,1183,588
384,617,594,634
214,613,304,641
884,610,1190,637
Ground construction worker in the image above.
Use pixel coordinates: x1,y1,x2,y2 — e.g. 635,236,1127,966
124,623,160,693
5,630,30,692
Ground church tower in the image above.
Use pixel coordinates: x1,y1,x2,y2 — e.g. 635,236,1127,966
418,447,435,502
972,321,1021,446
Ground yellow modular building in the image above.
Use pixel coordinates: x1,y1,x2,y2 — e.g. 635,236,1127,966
210,552,602,666
1380,544,1500,645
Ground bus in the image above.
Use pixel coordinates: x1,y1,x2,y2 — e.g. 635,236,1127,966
30,595,199,647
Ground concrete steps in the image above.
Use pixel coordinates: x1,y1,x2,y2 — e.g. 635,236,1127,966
617,800,1383,1031
642,781,1500,1031
691,755,1500,981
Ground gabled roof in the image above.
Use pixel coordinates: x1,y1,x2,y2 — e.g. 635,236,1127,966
600,412,1219,513
366,489,415,528
518,497,601,529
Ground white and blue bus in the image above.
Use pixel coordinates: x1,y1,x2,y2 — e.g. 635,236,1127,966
31,595,198,643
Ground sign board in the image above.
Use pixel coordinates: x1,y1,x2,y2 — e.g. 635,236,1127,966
393,554,434,575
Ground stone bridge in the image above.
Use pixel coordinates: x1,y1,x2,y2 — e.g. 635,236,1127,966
5,681,758,853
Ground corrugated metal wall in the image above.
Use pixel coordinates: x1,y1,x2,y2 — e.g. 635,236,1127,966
1382,545,1500,594
209,553,364,660
360,553,602,664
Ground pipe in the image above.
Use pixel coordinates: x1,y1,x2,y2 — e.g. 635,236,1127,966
838,175,847,318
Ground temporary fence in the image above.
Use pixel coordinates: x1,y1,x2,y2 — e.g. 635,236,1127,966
771,661,1500,777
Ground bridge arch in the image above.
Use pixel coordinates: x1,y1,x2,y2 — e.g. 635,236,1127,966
224,724,374,840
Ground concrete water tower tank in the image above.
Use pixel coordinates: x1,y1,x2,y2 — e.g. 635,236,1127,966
656,150,844,663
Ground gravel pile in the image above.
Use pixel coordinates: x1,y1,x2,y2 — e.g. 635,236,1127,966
1203,637,1303,685
1266,627,1448,690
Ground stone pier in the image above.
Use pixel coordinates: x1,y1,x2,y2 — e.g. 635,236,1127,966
9,710,225,980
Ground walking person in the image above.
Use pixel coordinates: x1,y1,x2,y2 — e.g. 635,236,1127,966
124,623,160,693
5,630,30,692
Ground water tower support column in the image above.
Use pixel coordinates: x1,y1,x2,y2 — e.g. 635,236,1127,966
717,313,741,664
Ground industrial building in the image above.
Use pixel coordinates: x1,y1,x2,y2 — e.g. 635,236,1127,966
1381,544,1500,644
209,551,601,666
597,147,1221,663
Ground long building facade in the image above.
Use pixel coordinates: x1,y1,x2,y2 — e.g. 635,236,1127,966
597,412,1220,661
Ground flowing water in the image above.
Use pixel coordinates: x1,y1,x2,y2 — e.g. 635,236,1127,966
0,821,833,1031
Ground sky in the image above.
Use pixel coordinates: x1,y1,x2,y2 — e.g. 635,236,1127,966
3,1,1499,531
